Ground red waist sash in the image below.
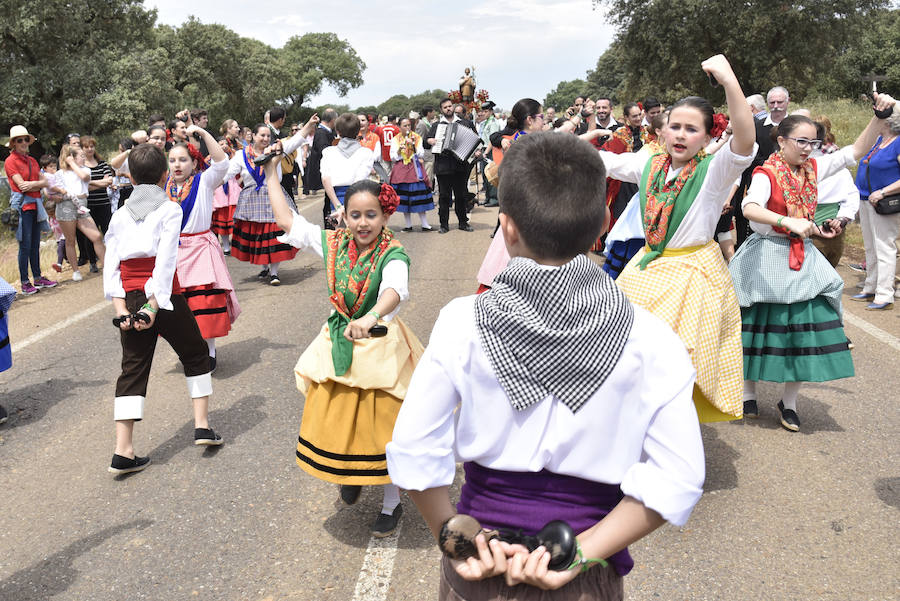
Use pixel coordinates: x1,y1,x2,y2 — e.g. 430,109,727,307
120,257,182,294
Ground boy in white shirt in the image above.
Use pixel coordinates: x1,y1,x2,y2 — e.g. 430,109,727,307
387,133,705,598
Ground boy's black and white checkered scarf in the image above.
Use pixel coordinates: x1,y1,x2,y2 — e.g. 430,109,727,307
125,184,168,222
475,255,634,413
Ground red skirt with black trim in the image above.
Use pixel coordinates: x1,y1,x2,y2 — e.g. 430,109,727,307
230,220,299,265
182,284,231,338
211,205,237,237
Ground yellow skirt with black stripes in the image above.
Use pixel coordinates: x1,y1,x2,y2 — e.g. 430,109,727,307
294,317,424,485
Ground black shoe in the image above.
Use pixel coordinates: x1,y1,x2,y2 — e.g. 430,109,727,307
777,401,800,432
401,226,414,232
257,267,270,279
421,225,433,232
90,263,99,273
269,274,281,286
340,484,362,505
209,356,217,373
222,249,230,256
194,427,224,446
459,224,474,232
0,405,7,425
743,399,759,418
109,454,151,475
439,226,450,234
371,504,403,537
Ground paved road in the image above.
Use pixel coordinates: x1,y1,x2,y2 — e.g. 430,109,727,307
1,194,898,601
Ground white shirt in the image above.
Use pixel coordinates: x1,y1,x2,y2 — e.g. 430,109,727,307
103,192,182,311
386,297,705,527
226,128,308,186
599,140,757,248
320,146,376,188
179,158,229,234
743,146,856,236
61,168,88,197
276,210,408,320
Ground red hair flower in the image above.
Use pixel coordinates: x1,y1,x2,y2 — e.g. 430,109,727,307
379,183,400,216
711,113,729,139
186,143,208,171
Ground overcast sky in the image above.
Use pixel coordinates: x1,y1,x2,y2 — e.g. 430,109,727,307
146,0,616,110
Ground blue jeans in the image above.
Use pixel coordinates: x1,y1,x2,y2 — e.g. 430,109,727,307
18,209,42,283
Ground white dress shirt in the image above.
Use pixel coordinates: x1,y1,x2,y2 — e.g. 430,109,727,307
320,146,376,188
179,158,229,234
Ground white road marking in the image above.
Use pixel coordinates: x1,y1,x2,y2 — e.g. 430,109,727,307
843,311,900,352
11,300,107,355
350,529,401,601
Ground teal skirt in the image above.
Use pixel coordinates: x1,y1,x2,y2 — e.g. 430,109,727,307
742,297,853,383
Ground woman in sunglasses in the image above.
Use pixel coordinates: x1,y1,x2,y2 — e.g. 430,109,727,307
730,94,897,432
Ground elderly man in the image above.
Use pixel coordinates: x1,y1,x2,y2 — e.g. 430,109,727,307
765,86,789,126
746,94,767,120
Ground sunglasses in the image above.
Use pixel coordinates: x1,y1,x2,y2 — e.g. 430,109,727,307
12,137,29,144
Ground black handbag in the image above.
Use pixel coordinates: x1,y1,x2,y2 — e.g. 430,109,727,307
864,155,900,215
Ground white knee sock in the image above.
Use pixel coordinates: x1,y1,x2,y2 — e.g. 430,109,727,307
220,235,231,252
743,380,757,402
206,338,216,358
782,382,801,411
382,484,401,514
418,212,430,228
403,213,413,228
269,262,279,276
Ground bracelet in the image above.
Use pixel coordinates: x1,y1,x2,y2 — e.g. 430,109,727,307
565,540,608,572
776,216,785,227
140,303,158,315
367,310,380,321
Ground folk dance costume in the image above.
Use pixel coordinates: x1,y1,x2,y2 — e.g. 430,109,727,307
276,210,423,487
167,158,242,350
387,256,705,597
103,185,212,422
600,141,756,422
227,131,307,265
321,139,376,215
389,131,434,228
729,149,854,390
211,173,241,249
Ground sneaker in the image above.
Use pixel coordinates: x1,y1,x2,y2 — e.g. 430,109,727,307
257,267,270,279
20,282,39,295
777,401,800,432
0,405,7,425
847,262,866,273
34,276,58,289
108,454,151,475
194,427,223,446
459,224,474,232
209,356,217,373
89,263,99,274
51,262,62,273
850,292,874,302
371,504,403,538
72,271,83,282
340,484,362,505
743,399,759,418
269,274,281,286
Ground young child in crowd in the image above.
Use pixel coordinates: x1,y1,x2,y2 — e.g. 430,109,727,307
58,144,93,216
103,143,223,476
39,154,69,272
386,132,705,599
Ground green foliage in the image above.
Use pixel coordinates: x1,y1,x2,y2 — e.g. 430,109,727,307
827,7,900,97
375,90,448,118
281,33,366,113
544,79,589,111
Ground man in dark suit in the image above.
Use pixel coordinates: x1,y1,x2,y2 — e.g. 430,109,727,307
424,98,480,233
306,109,337,221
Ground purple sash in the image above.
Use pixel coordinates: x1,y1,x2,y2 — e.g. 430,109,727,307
457,462,634,576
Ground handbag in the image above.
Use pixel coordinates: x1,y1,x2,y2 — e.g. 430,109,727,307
865,159,900,215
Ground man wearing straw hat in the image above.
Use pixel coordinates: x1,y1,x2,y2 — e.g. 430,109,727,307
4,126,57,295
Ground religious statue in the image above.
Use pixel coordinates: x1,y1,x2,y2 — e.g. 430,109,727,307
459,67,475,104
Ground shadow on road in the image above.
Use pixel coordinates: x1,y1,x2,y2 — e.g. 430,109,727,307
0,519,153,599
874,477,900,509
0,377,106,431
321,496,434,551
235,264,319,288
144,394,267,465
701,425,740,491
729,397,844,435
163,336,296,380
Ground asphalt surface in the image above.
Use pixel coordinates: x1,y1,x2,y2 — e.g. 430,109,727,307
1,192,898,601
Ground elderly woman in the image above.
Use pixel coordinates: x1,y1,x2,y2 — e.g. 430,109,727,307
853,102,900,311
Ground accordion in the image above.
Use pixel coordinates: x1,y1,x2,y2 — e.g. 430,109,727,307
433,122,482,162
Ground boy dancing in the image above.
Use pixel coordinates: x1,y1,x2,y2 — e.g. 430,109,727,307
104,144,223,475
387,133,705,599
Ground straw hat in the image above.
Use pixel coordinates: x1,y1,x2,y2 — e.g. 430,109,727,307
6,125,35,147
408,111,420,120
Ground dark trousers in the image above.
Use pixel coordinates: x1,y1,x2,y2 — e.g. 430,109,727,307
436,171,470,228
17,209,42,283
78,201,112,265
281,172,295,201
115,291,210,399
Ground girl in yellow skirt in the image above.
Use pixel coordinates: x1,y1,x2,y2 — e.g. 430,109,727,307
262,154,423,537
598,55,757,422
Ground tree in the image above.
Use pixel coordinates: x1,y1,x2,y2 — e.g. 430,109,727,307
828,7,900,97
595,0,891,103
584,41,627,104
544,79,589,111
280,33,366,113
